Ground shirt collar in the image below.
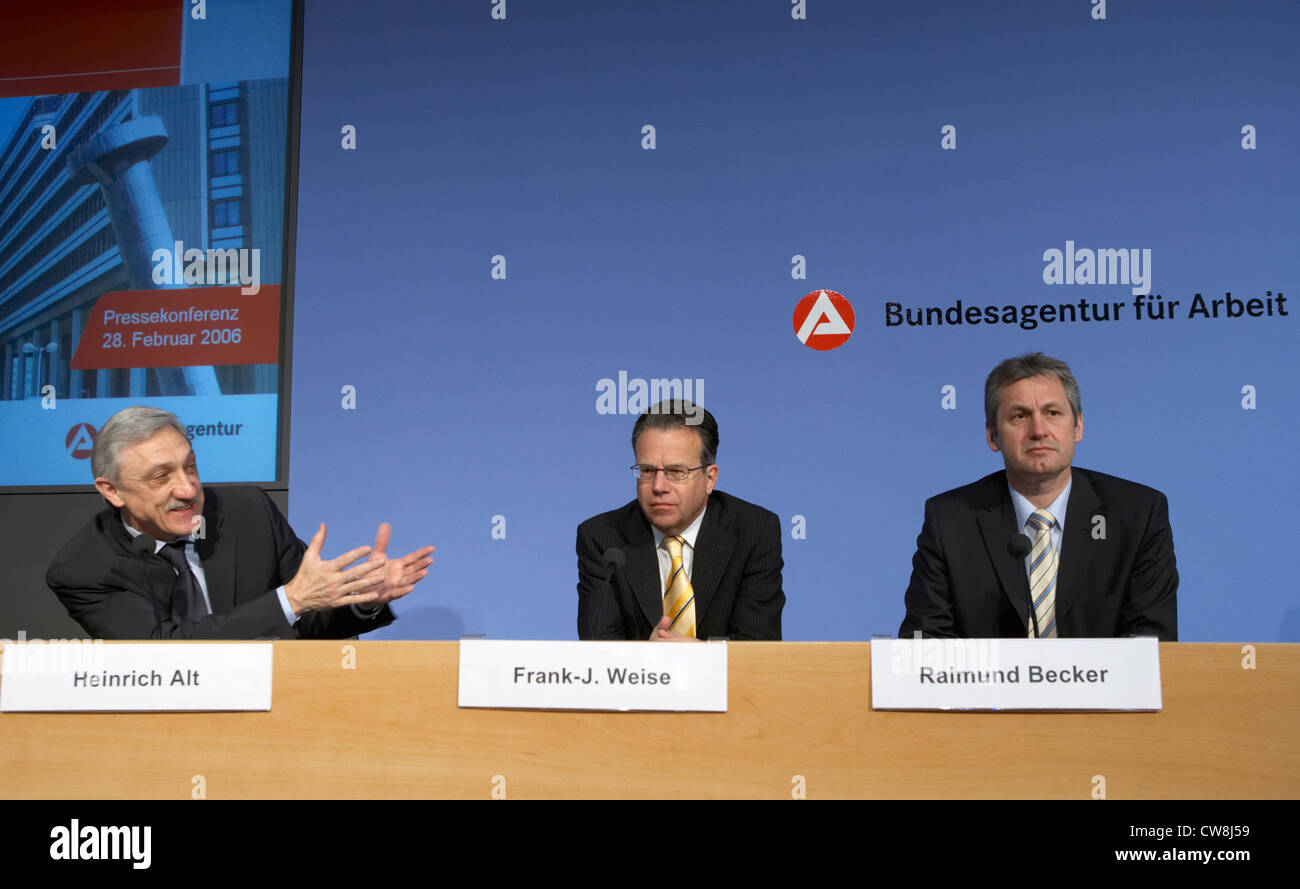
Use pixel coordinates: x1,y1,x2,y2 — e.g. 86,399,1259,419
1009,477,1072,533
121,517,191,551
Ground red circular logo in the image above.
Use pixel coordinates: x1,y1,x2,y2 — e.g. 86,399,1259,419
793,290,854,351
65,423,97,460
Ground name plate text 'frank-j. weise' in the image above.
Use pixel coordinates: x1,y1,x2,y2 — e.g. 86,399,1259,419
458,639,727,711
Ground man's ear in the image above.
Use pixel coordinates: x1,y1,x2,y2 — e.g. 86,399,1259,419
1073,412,1084,443
985,425,1000,453
705,464,718,494
94,477,125,508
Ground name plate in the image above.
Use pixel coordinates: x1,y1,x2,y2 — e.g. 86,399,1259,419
871,637,1161,711
457,639,727,712
0,642,273,712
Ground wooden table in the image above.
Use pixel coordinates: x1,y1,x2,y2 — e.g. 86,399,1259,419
1,642,1295,798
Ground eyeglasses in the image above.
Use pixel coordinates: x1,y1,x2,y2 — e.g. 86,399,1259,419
631,464,707,482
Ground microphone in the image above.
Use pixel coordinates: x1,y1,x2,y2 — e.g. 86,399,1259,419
601,547,626,582
130,532,167,638
579,548,626,640
1008,533,1039,637
1008,533,1031,559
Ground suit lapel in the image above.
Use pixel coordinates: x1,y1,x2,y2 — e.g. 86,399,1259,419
689,498,735,637
1057,469,1100,633
974,474,1032,631
105,509,173,604
194,493,234,613
617,507,662,632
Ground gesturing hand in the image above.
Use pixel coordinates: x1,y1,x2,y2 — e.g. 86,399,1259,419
284,524,386,615
367,522,435,607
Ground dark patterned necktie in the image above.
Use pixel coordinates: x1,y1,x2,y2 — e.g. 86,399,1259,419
158,540,208,620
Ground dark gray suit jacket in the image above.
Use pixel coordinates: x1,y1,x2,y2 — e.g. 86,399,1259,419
899,468,1178,640
576,490,784,640
47,485,394,640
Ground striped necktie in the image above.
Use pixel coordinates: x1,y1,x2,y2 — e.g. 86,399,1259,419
1026,510,1058,638
662,535,697,638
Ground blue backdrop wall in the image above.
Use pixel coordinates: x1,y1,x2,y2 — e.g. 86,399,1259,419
286,0,1299,641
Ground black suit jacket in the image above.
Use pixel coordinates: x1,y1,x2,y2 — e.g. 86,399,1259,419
576,490,784,640
899,468,1177,641
47,486,394,640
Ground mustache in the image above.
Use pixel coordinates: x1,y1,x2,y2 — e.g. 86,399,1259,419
165,498,197,510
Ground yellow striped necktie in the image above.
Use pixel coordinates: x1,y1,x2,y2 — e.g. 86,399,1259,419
662,535,697,638
1026,509,1058,638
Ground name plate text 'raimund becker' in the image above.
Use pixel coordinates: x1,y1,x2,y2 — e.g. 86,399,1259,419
871,637,1161,711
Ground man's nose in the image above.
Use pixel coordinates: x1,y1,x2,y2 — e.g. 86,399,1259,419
1027,413,1048,437
173,473,198,500
651,470,672,492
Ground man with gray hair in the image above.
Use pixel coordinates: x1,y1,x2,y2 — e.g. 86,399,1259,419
47,406,434,639
899,353,1178,640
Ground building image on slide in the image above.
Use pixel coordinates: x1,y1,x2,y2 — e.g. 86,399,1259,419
0,80,287,404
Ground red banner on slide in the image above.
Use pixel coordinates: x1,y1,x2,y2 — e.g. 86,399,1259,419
71,286,280,370
0,0,182,98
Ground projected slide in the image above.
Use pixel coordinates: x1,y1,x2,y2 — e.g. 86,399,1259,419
0,0,294,485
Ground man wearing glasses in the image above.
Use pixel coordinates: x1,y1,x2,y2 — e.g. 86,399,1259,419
576,399,784,641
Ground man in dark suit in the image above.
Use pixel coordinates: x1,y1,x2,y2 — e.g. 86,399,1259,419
47,406,434,639
899,353,1178,641
577,400,783,641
